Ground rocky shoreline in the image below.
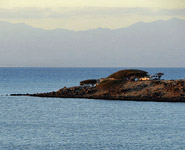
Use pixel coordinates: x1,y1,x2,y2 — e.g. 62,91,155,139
11,79,185,102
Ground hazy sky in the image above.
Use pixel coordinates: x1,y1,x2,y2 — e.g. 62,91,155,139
0,0,185,30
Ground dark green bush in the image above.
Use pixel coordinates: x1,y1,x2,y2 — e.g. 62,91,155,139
108,69,148,79
80,79,97,86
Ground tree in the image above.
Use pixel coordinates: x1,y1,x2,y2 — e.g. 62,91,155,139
80,79,97,86
156,73,164,79
108,69,148,80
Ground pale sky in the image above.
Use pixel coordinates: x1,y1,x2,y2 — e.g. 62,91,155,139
0,0,185,30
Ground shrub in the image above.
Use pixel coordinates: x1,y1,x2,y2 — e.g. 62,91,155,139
108,69,148,80
156,73,164,79
80,79,97,86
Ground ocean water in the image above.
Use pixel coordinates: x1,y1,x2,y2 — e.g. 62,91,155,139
0,67,185,150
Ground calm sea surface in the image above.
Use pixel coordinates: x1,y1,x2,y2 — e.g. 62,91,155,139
0,67,185,150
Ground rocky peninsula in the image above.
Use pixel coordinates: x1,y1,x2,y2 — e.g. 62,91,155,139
11,69,185,102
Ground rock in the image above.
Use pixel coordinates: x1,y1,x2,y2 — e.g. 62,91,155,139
10,79,185,102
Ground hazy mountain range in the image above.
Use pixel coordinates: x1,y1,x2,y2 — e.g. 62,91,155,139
0,17,185,67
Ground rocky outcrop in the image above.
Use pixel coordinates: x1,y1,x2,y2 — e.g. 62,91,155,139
11,79,185,102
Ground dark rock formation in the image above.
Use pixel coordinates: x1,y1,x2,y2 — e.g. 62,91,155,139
11,79,185,102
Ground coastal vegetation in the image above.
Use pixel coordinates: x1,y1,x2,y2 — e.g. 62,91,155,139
156,73,164,79
80,79,97,86
108,69,148,80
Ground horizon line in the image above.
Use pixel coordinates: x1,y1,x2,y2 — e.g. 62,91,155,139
0,17,183,31
0,66,185,68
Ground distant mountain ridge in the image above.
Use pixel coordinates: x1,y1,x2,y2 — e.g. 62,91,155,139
0,18,185,67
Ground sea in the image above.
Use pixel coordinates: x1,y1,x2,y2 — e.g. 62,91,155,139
0,67,185,150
